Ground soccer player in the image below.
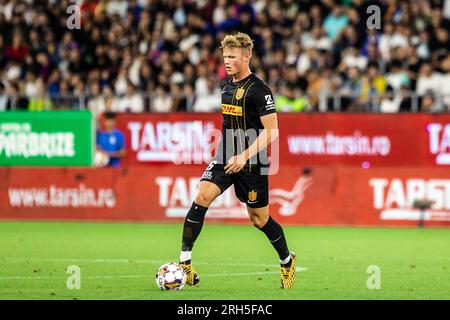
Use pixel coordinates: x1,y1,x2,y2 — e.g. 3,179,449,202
179,32,297,289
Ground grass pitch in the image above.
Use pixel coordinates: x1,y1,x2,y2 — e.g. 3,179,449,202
0,221,449,300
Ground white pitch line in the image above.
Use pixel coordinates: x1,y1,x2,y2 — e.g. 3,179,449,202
1,257,302,268
0,267,307,281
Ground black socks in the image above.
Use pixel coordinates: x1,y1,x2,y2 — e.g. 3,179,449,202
181,202,208,251
257,216,290,261
182,204,290,265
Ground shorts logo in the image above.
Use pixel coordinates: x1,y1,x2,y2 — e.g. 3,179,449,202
202,171,212,180
235,88,245,100
248,190,258,202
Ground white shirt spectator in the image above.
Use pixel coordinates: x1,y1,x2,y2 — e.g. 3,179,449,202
342,53,368,70
195,77,209,96
117,94,144,113
179,34,200,53
107,0,128,18
416,72,442,95
88,96,107,119
5,63,21,81
296,51,312,75
440,73,450,95
301,33,332,51
128,58,143,87
386,71,410,91
193,89,221,112
378,34,392,61
24,80,38,97
390,33,409,49
114,73,128,96
212,2,226,25
380,95,402,113
0,93,7,111
152,90,173,113
439,73,450,109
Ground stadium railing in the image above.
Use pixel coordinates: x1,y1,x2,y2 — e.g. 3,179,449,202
1,92,450,113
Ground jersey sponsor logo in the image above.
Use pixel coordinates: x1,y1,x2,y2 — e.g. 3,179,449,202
370,178,450,221
264,94,275,110
221,104,243,116
265,95,273,104
248,190,258,202
235,88,245,100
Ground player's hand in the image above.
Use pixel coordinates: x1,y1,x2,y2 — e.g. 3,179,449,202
224,153,247,174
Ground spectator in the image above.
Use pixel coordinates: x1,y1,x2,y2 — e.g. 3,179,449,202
416,63,442,96
386,61,411,92
4,32,28,63
440,55,450,109
420,89,445,113
116,81,145,113
322,6,348,41
88,82,107,118
0,82,7,111
276,84,310,112
0,0,447,114
339,67,361,111
96,112,126,168
192,78,221,113
380,85,402,113
5,83,28,110
359,64,388,111
152,86,174,112
28,79,53,111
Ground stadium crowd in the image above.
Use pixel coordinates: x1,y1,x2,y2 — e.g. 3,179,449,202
1,0,450,115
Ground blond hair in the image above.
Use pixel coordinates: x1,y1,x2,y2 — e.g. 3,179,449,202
220,32,254,52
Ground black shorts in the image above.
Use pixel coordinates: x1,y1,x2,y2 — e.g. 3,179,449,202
200,160,268,208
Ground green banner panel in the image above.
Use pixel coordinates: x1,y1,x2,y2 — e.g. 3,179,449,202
0,111,93,166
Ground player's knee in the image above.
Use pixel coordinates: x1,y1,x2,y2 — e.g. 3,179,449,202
250,214,266,228
195,193,213,207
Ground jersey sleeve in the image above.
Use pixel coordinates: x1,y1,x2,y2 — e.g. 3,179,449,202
116,131,126,150
251,83,277,117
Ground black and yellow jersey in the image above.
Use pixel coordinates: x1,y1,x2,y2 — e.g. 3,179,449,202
215,73,276,171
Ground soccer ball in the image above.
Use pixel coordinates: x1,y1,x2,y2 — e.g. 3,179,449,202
94,150,110,167
155,262,187,291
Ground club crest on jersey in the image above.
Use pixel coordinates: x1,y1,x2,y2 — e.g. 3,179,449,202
235,88,245,100
248,190,258,202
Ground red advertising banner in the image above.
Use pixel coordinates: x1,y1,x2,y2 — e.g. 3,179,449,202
115,113,221,167
115,113,450,168
1,166,449,227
